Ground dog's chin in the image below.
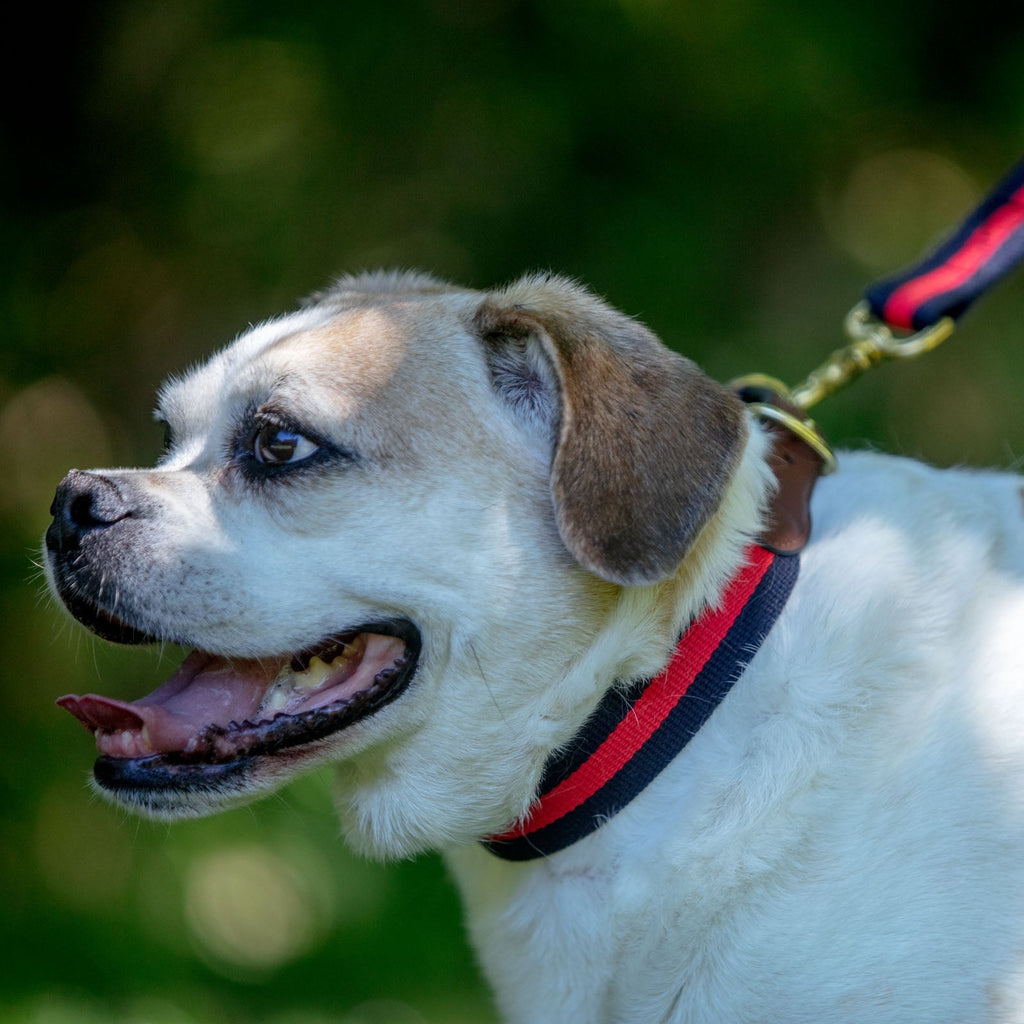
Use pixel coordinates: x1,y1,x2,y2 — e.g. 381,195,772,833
55,601,421,819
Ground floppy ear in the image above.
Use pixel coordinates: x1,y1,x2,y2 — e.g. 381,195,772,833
475,275,747,587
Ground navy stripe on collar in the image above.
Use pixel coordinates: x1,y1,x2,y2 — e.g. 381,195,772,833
482,546,798,861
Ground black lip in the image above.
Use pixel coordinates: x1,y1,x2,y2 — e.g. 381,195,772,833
49,551,161,646
90,618,422,797
58,584,160,645
94,751,258,794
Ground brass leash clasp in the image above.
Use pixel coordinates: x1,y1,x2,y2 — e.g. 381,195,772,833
789,302,955,411
733,302,956,476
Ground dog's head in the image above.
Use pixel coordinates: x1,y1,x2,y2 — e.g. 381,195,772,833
45,272,754,857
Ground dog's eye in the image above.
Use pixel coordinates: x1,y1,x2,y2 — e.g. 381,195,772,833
253,423,320,465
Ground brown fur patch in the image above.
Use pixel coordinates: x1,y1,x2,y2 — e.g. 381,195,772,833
477,277,747,586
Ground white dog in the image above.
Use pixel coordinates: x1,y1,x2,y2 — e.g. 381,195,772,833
46,272,1024,1023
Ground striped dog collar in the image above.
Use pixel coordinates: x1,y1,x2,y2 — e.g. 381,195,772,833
482,544,799,861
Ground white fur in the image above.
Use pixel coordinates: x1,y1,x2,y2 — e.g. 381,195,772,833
46,273,1024,1022
449,451,1024,1022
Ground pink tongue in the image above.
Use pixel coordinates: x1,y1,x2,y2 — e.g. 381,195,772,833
57,695,145,732
57,649,284,755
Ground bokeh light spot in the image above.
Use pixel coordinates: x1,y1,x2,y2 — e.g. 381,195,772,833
184,841,334,974
826,148,979,271
10,993,207,1024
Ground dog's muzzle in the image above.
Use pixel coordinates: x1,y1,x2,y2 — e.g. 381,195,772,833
45,470,422,811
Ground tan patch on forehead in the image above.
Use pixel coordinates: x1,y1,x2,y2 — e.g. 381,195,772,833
255,298,489,463
270,306,413,390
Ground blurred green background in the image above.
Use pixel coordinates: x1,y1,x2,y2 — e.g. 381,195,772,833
2,2,1022,1022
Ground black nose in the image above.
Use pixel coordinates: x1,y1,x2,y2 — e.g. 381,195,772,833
46,470,133,555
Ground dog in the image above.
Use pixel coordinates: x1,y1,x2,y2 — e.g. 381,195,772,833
45,271,1024,1022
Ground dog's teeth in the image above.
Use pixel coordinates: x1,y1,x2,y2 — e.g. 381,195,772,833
260,655,336,715
295,655,334,691
259,684,293,714
258,642,368,719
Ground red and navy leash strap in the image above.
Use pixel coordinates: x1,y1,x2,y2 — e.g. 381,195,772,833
864,156,1024,332
482,545,798,861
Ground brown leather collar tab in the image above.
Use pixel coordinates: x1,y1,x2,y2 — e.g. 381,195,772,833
733,382,829,555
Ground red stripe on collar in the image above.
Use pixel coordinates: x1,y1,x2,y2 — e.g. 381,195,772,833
482,544,797,860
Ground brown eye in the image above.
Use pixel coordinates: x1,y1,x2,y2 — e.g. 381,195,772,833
253,423,320,465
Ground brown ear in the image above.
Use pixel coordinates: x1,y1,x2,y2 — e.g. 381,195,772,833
476,276,747,586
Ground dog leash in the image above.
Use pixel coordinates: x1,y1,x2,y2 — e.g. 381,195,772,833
734,154,1024,463
483,153,1024,862
865,155,1024,332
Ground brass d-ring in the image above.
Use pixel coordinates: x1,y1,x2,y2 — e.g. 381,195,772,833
746,402,838,475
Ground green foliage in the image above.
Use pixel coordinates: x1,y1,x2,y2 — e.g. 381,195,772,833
2,1,1022,1020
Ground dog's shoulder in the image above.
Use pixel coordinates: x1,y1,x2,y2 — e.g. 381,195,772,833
808,449,1024,585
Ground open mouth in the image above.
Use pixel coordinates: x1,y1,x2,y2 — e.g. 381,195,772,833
56,619,421,787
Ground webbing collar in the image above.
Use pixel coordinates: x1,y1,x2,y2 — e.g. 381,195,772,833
482,544,798,861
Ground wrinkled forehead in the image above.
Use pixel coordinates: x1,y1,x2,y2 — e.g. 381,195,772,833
158,294,482,429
